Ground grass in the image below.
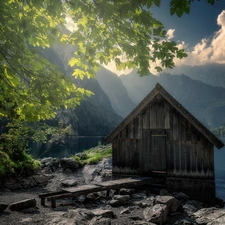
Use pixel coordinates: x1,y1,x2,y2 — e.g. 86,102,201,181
72,144,112,165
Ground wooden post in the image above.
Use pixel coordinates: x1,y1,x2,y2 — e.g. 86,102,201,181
106,190,110,197
51,199,56,208
115,189,120,195
40,197,45,206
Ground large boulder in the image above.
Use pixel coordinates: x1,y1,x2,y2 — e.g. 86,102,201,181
155,195,181,213
40,157,60,172
9,198,36,211
32,174,49,185
82,164,102,184
60,158,81,172
143,204,168,224
109,195,130,206
193,207,225,224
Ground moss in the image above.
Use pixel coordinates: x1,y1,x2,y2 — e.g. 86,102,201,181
72,144,112,165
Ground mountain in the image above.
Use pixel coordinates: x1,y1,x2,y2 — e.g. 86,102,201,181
120,71,225,129
96,67,136,118
165,63,225,88
37,45,122,136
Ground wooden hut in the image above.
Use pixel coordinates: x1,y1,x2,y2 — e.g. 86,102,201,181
105,83,224,203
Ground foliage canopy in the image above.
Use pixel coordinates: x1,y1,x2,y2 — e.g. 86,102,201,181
0,0,218,121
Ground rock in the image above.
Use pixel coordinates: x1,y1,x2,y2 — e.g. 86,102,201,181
9,198,36,211
131,193,147,200
61,179,77,187
20,218,34,223
101,170,112,180
22,207,38,213
77,195,86,203
160,189,170,196
87,192,102,200
0,203,8,212
75,152,87,159
89,217,111,225
143,204,168,224
129,215,143,221
120,188,135,195
135,198,154,208
186,200,204,210
82,165,102,184
133,221,157,225
45,211,69,225
4,178,22,190
92,209,115,218
60,158,81,172
64,208,95,225
101,158,112,169
120,207,132,215
20,177,37,188
32,174,49,185
155,195,181,213
173,218,197,225
193,207,225,224
173,192,189,201
183,202,198,216
40,157,60,171
120,206,138,215
109,195,130,206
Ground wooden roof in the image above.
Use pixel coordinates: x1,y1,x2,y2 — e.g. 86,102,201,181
105,83,224,149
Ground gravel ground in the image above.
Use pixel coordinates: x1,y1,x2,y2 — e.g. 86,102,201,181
0,187,53,225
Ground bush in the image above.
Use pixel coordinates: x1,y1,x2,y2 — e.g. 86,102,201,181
0,149,40,178
72,145,112,165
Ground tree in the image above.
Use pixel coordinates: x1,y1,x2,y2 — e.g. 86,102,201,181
0,0,218,121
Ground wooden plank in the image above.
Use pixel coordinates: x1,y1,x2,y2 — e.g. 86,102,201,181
174,140,180,175
142,129,150,172
186,140,191,174
142,105,150,129
95,177,151,188
164,102,170,129
43,177,152,208
61,184,100,193
180,140,186,175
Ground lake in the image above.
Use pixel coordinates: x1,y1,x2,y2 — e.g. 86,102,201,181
29,136,225,201
29,136,105,158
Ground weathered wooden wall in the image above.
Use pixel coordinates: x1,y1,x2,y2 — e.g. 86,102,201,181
112,93,215,180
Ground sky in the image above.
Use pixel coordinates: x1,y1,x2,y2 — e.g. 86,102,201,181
105,0,225,75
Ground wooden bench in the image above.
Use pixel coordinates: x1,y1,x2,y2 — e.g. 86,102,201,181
39,177,151,208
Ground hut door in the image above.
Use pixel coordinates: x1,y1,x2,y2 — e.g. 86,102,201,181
150,129,167,172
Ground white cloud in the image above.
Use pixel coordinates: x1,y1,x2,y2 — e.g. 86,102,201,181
103,60,132,76
104,10,225,75
166,29,175,40
174,10,225,66
65,16,77,32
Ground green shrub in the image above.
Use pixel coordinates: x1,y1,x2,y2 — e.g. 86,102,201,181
0,149,40,178
0,150,15,177
72,145,112,165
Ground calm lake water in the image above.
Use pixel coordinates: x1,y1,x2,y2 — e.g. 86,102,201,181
29,136,105,158
29,136,225,201
214,146,225,201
